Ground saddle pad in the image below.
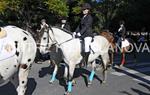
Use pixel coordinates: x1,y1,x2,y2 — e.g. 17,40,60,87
0,37,16,61
121,39,130,48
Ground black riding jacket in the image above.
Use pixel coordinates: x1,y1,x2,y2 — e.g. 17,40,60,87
118,24,126,39
75,14,93,38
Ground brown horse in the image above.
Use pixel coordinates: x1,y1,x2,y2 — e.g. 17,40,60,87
100,30,115,66
100,30,136,68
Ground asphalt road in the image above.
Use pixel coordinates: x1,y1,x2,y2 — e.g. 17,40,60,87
0,53,150,95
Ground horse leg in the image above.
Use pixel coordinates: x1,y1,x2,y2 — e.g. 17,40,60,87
132,49,137,63
102,66,107,84
64,65,68,79
101,53,109,84
88,60,96,87
17,64,29,95
10,73,19,90
65,63,76,95
111,51,114,67
108,50,114,68
120,48,125,67
49,60,58,84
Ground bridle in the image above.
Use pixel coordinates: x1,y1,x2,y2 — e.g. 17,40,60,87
47,26,74,46
39,26,74,51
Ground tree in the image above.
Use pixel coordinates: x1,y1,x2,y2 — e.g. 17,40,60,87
0,0,41,27
45,0,69,17
94,0,128,29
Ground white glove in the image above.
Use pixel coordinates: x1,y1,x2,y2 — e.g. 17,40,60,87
73,32,76,38
118,28,122,32
77,32,81,36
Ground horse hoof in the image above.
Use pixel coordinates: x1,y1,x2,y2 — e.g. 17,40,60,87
87,81,92,87
102,81,106,84
49,80,53,84
64,92,71,95
119,65,124,68
72,80,76,86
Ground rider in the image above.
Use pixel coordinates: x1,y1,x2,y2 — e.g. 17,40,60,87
38,19,49,32
60,16,71,31
35,19,49,63
74,3,93,67
117,20,126,48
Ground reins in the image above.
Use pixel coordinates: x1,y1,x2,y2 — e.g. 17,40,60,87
47,26,74,46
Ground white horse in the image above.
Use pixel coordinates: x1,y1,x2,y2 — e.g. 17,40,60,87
0,25,37,95
39,27,111,94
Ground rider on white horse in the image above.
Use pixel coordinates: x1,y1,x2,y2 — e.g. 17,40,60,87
73,3,93,67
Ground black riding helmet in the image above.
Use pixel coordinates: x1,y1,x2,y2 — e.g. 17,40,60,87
119,20,125,25
81,3,91,10
41,19,46,23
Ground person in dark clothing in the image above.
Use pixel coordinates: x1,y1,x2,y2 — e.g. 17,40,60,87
117,20,126,48
118,20,126,40
60,17,71,31
56,17,71,31
74,3,93,67
37,19,49,33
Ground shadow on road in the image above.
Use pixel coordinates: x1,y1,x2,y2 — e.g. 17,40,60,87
26,78,37,95
119,83,150,95
38,64,103,89
113,52,150,85
0,82,17,95
0,78,36,95
131,82,150,95
120,91,132,95
113,67,150,85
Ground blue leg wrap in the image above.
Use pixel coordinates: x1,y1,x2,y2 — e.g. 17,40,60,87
89,70,95,81
50,72,56,82
67,81,72,92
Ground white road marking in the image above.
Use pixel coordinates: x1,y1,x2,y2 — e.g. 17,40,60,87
111,66,150,76
133,76,150,85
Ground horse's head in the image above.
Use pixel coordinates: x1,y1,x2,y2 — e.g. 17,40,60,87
38,27,73,54
38,29,53,54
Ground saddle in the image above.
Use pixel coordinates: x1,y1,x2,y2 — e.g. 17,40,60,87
0,27,7,39
121,38,130,48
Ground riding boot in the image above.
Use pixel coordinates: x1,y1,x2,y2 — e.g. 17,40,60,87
82,52,90,67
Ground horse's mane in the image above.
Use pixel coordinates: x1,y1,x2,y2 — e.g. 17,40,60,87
53,26,73,35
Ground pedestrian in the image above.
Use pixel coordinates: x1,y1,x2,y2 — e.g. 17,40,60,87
73,3,93,67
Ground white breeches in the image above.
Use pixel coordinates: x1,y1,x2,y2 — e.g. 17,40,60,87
84,37,92,52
